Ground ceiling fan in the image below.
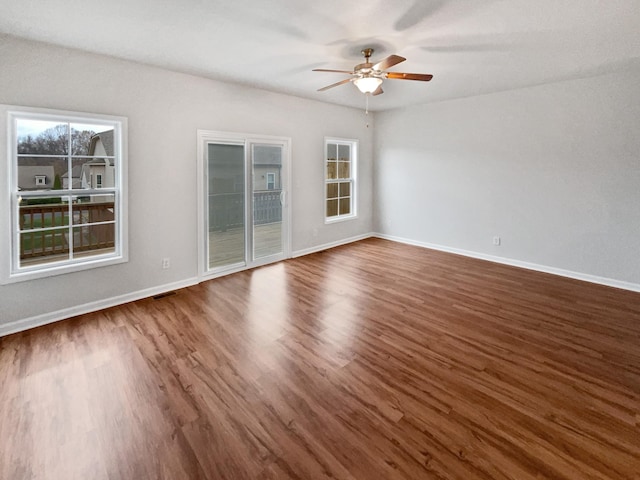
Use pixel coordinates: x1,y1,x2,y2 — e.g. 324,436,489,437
313,48,433,96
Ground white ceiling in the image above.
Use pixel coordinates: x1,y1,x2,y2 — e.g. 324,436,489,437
1,0,639,111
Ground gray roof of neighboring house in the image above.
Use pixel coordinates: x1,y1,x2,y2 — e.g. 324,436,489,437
61,165,83,178
61,165,84,188
17,166,55,190
88,129,114,157
83,158,113,166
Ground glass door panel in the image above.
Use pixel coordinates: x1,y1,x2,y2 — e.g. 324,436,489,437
207,143,245,269
252,144,283,261
200,132,289,277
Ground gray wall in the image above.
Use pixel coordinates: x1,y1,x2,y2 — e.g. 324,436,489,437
375,69,640,286
0,35,373,328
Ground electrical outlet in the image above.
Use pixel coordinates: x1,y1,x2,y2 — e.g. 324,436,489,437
493,236,501,246
162,257,171,269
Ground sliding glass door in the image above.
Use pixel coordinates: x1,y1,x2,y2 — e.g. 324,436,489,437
251,144,284,261
198,132,289,277
207,143,246,269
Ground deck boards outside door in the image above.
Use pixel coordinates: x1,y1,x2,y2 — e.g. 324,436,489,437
209,222,282,268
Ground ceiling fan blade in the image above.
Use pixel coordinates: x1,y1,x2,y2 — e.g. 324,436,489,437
317,78,352,92
386,72,433,81
373,54,406,71
372,85,384,96
312,69,354,74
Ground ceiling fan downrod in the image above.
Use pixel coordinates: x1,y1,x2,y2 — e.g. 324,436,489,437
362,48,374,63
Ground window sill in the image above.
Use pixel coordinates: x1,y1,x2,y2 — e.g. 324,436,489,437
1,254,127,285
325,214,357,225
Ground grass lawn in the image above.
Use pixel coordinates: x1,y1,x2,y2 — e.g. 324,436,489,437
21,229,67,253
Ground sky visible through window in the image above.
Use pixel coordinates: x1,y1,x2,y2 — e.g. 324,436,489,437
17,120,110,140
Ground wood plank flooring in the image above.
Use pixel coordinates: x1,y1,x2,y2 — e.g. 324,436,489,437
1,238,639,479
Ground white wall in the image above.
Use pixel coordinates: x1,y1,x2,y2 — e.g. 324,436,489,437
375,69,640,287
0,35,373,329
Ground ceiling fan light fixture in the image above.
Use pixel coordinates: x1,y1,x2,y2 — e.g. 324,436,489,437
354,76,383,94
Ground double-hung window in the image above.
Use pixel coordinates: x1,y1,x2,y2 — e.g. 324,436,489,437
1,106,128,283
325,137,357,222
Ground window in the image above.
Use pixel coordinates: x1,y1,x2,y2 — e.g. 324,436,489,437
1,106,128,283
266,172,275,190
325,137,357,221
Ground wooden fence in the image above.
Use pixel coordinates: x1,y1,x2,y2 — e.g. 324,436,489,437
19,201,115,259
209,190,281,231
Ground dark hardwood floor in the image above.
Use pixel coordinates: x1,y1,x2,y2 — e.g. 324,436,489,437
1,238,639,479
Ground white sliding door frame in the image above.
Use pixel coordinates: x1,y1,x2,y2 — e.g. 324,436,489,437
197,130,292,280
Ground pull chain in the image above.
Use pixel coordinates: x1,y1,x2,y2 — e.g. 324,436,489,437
365,93,369,128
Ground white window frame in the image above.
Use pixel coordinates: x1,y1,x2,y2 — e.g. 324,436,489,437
266,172,275,190
324,137,357,223
35,175,47,186
1,105,128,284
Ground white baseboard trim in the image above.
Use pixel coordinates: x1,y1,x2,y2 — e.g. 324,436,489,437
5,232,636,338
0,277,199,337
374,233,640,293
292,233,374,258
